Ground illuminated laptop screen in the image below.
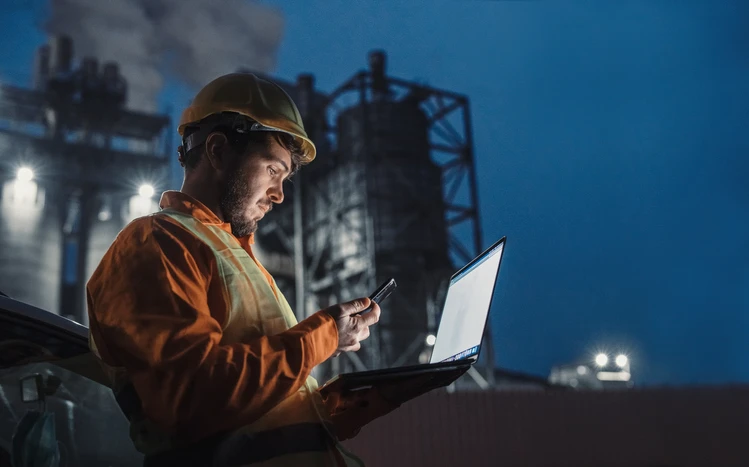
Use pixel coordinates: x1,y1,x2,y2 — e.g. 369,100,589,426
430,241,504,363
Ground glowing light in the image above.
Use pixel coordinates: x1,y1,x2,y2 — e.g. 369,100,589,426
16,167,34,182
425,334,436,346
128,194,157,220
595,353,609,367
615,354,629,368
577,365,588,375
2,179,43,215
596,371,631,382
6,167,40,207
138,184,155,199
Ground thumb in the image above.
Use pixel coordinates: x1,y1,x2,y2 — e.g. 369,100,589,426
338,297,372,317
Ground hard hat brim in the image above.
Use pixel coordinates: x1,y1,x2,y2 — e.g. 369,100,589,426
178,73,317,163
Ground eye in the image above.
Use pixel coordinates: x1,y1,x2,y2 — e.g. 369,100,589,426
268,166,277,176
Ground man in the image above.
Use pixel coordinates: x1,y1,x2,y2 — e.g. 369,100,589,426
87,73,398,466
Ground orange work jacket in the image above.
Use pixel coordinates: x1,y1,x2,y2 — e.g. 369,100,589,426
87,191,363,466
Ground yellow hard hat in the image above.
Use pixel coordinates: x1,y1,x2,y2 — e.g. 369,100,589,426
178,73,316,162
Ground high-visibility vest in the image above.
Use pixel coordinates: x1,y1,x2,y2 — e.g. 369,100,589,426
92,208,364,466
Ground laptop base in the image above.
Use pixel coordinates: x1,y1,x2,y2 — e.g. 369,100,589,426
319,360,472,394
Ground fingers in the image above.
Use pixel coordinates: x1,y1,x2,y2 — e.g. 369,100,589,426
357,301,381,326
327,297,380,360
337,341,362,354
336,297,372,318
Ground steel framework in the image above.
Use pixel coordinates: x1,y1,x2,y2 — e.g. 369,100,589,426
0,80,170,322
293,53,495,386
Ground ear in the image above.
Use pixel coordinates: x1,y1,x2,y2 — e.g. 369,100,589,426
204,132,230,171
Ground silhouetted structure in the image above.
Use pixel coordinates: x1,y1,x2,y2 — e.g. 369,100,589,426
0,35,170,323
248,51,494,387
0,40,493,387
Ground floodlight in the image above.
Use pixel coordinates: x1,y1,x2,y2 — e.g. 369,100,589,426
615,354,628,368
138,184,155,199
17,167,34,182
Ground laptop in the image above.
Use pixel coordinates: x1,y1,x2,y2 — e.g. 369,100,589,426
319,236,506,393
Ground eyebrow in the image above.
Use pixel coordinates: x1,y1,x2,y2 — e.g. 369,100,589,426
265,154,290,174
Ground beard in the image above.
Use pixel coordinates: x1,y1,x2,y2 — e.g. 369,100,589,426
219,164,258,238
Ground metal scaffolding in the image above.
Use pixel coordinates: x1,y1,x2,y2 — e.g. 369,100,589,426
0,35,170,322
245,55,496,387
289,52,496,386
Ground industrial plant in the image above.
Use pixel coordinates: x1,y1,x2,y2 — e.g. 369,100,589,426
0,35,170,324
2,29,746,467
0,35,494,386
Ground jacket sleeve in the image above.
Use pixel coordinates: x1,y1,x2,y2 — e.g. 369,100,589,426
86,216,338,441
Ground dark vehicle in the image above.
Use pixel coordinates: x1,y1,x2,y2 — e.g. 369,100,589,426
0,294,142,466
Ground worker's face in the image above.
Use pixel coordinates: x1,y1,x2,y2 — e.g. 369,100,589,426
220,136,291,237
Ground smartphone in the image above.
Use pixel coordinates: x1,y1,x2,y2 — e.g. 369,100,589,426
357,278,397,315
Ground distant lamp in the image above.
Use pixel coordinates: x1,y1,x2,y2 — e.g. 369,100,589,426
425,334,436,346
8,166,39,207
98,206,112,222
128,184,157,220
615,354,629,368
595,353,609,367
138,184,155,199
16,167,34,182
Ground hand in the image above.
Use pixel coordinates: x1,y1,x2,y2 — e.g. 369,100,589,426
322,298,381,357
322,386,400,441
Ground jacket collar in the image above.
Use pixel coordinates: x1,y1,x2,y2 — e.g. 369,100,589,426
159,191,255,244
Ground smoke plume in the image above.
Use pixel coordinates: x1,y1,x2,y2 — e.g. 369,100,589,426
46,0,284,111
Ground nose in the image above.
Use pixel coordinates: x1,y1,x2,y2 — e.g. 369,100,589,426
268,180,284,204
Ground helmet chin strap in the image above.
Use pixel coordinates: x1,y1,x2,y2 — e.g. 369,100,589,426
177,119,229,167
183,128,213,154
177,146,186,168
176,129,211,168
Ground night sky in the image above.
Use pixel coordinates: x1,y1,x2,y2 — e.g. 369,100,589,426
1,1,747,385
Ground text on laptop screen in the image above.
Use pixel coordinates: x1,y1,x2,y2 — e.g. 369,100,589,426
430,242,504,363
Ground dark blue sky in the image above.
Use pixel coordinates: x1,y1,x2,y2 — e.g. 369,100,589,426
1,1,747,385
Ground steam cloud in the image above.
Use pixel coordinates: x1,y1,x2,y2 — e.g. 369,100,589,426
46,0,285,111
